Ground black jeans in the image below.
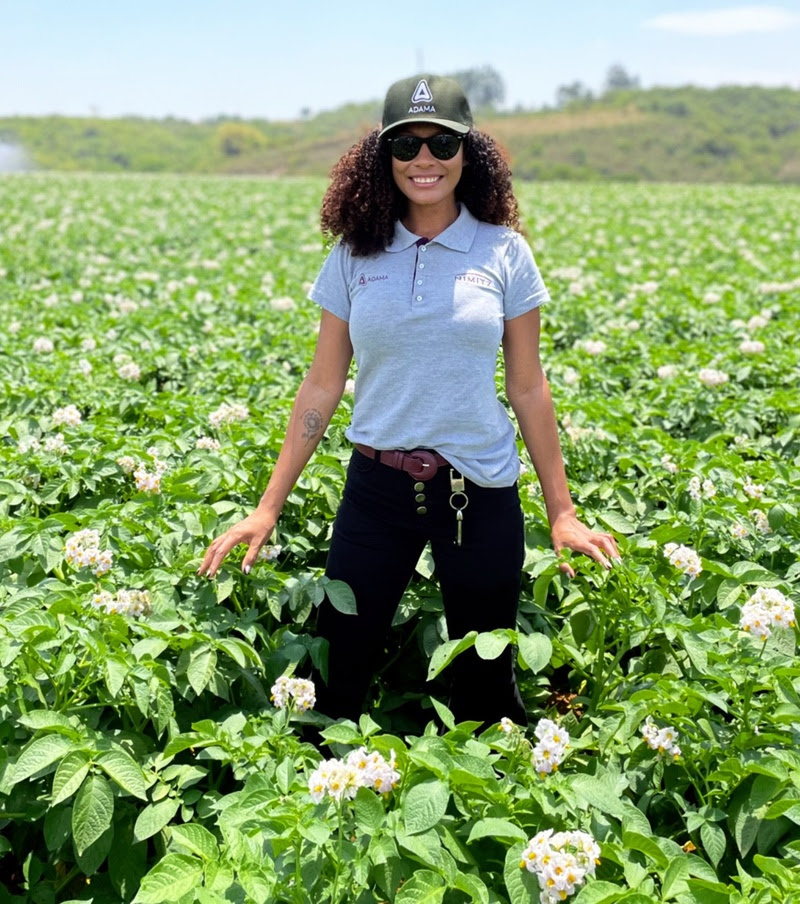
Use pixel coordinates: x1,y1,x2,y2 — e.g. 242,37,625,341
315,449,527,727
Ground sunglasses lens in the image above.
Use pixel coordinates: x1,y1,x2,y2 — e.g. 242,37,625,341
390,136,422,161
429,135,461,159
388,134,463,161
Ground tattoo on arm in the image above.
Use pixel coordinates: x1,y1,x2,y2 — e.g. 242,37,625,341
301,408,324,446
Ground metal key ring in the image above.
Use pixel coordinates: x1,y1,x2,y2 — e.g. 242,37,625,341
449,492,469,511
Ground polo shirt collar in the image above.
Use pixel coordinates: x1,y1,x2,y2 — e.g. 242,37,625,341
385,204,479,253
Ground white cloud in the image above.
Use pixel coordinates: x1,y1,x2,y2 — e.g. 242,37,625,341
645,5,800,36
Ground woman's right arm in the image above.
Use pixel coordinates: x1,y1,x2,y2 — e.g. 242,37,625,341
197,309,353,578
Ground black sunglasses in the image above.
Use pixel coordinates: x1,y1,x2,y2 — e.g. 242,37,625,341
386,133,464,162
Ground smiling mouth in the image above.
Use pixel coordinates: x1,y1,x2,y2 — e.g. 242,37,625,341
411,176,443,185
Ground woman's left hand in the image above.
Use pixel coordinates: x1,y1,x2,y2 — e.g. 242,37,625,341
550,512,621,578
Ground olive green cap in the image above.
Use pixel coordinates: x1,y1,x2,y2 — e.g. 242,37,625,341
379,74,473,138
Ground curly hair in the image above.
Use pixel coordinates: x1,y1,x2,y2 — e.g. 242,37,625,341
320,128,521,257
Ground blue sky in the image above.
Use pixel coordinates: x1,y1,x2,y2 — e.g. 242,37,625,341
1,1,799,120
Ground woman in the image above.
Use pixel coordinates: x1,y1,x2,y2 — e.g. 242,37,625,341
198,74,620,727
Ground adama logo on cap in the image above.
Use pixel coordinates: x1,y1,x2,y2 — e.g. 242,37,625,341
409,78,435,113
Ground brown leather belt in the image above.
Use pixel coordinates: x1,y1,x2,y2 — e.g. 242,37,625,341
354,443,450,481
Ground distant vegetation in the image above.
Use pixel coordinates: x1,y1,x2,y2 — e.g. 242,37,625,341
1,82,799,183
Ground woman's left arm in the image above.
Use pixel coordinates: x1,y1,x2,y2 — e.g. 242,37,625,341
503,308,620,576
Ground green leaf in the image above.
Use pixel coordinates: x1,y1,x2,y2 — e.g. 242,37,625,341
12,734,74,783
134,797,181,842
700,821,727,868
354,785,384,834
571,772,628,819
214,572,234,603
467,817,528,844
187,646,217,696
427,632,477,680
18,710,76,734
621,829,668,868
75,823,114,876
325,578,357,615
572,882,625,903
662,856,691,899
598,511,637,534
51,750,91,805
517,632,552,673
170,823,219,860
96,748,148,800
503,843,540,904
454,872,489,904
402,780,450,835
104,655,129,697
716,578,742,610
475,630,510,660
394,869,446,903
133,853,204,903
429,697,456,731
72,774,114,855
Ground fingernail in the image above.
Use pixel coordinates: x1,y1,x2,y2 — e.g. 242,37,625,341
243,564,250,575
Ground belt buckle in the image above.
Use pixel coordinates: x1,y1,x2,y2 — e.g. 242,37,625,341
406,449,438,480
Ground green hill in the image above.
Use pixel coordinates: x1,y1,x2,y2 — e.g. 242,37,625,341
1,85,799,182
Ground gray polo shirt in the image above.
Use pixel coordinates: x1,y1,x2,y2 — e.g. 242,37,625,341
308,205,550,487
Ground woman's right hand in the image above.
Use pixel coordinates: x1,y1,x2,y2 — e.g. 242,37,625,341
196,510,277,579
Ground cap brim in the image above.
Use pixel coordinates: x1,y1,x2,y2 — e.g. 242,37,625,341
378,118,471,139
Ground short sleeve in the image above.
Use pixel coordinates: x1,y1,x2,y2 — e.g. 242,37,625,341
502,233,550,321
307,241,352,322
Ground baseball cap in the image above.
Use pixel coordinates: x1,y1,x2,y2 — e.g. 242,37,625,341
379,74,473,138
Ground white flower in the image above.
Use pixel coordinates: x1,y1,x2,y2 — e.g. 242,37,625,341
257,545,282,562
641,718,681,758
64,529,113,577
740,587,795,640
531,718,570,777
18,437,41,454
43,433,68,455
116,455,137,473
747,313,770,330
195,436,221,451
52,404,82,427
663,543,702,578
499,716,518,734
742,477,764,500
77,358,92,376
271,675,316,712
307,748,400,803
91,588,151,618
661,455,678,474
117,361,141,381
562,367,580,386
81,337,97,351
739,339,765,355
730,523,749,540
749,509,772,534
209,402,249,428
133,465,162,494
579,339,606,356
657,364,678,380
698,368,729,387
33,337,54,354
270,296,295,312
520,829,600,904
344,378,356,394
703,290,721,304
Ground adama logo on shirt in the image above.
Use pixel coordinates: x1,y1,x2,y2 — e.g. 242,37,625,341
455,272,493,288
358,274,389,285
